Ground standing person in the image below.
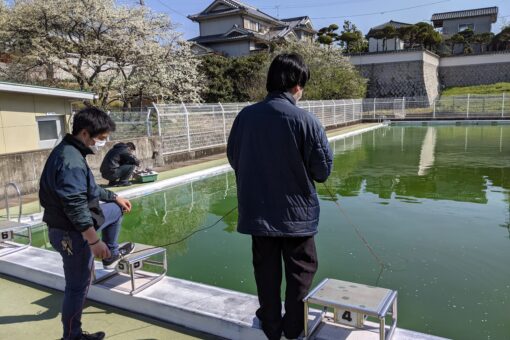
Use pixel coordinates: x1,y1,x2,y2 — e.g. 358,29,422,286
227,53,333,340
40,107,135,340
100,142,140,187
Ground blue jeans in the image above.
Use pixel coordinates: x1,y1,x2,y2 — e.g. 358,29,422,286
49,202,123,340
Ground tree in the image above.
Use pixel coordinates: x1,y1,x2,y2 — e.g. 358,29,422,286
382,25,397,51
492,26,510,51
339,21,367,53
0,0,203,108
317,24,341,46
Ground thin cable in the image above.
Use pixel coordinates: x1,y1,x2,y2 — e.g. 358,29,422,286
310,0,450,20
151,0,189,18
322,182,387,285
127,206,238,255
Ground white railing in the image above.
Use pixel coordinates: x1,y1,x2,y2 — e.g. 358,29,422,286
106,94,509,155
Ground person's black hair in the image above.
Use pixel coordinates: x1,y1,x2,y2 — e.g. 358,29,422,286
126,142,136,151
266,53,310,93
72,107,116,137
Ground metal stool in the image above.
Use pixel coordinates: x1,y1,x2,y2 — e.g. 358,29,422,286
0,220,32,256
304,278,397,340
94,243,167,295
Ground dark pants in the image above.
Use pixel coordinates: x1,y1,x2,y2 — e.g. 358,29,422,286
49,203,123,340
252,236,318,340
104,164,135,185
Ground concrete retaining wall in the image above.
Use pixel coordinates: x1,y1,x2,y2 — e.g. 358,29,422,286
439,52,510,87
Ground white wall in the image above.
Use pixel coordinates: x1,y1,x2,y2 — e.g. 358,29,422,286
200,16,243,36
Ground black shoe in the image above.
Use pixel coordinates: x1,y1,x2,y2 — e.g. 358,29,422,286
107,181,118,187
117,181,132,187
119,242,135,256
78,331,105,340
102,242,135,269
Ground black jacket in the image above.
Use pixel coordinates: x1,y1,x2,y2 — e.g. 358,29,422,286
39,134,117,232
227,92,333,237
100,143,140,178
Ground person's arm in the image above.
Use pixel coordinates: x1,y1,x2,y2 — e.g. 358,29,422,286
227,115,240,171
307,122,333,183
97,186,132,213
120,149,140,166
55,164,111,258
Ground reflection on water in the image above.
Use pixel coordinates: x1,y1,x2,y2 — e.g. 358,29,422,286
32,125,509,340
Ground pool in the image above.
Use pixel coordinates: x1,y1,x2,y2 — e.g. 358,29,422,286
34,125,510,339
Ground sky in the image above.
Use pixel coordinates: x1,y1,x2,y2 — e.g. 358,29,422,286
133,0,510,39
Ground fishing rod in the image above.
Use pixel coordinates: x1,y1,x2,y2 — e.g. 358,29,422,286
125,183,388,285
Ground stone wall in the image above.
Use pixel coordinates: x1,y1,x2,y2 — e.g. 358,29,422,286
439,52,510,88
349,50,439,103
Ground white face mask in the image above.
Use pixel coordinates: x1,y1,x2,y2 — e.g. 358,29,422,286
92,139,107,152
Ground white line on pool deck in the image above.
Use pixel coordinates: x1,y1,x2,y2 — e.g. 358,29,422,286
1,122,449,339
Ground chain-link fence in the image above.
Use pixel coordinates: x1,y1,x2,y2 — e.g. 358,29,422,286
105,94,509,155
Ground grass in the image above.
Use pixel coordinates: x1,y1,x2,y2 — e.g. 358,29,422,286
441,82,510,96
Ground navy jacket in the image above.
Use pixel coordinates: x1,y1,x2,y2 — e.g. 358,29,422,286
40,134,117,232
227,92,333,237
100,143,140,178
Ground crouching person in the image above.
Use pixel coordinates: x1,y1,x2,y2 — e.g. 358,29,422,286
227,53,333,339
39,107,135,340
100,142,140,187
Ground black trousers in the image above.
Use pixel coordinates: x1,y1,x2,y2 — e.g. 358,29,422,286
252,235,318,340
104,164,135,184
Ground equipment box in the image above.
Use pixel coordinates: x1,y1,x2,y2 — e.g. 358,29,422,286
133,171,158,183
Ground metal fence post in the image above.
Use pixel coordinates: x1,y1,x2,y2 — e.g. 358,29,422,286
146,108,152,137
218,102,227,144
351,99,355,121
466,94,470,119
373,98,376,120
502,93,505,118
333,101,337,125
181,102,192,151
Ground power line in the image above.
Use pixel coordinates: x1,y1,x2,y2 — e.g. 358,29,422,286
259,0,377,10
150,0,189,19
305,0,452,20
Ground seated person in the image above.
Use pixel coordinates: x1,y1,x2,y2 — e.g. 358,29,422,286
100,142,140,186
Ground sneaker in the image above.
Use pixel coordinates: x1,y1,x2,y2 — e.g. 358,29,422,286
107,180,118,187
119,242,135,256
117,181,132,187
78,331,105,340
102,242,135,269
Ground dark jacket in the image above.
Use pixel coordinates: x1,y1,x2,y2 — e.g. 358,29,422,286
227,92,333,237
39,134,117,232
100,143,140,178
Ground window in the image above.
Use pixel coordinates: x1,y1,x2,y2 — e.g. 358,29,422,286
244,19,259,32
458,23,474,32
37,116,64,149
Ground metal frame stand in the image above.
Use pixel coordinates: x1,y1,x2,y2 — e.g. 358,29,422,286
303,278,398,340
93,243,167,295
0,221,32,257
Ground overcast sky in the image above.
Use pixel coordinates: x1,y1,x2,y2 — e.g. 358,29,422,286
136,0,509,39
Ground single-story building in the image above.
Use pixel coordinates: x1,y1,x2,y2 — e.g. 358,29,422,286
0,81,95,154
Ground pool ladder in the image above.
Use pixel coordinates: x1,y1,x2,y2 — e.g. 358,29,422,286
4,182,22,222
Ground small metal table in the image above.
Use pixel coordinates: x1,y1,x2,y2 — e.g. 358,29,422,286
94,243,167,295
304,278,397,340
0,220,32,256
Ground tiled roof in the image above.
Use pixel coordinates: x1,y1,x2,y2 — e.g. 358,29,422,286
431,6,498,22
189,26,269,44
189,0,282,24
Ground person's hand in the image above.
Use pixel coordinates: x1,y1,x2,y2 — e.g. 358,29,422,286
90,240,111,259
115,196,132,213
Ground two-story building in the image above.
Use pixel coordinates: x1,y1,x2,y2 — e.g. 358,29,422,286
188,0,316,57
432,6,498,37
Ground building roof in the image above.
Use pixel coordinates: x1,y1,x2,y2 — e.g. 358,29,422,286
367,20,413,38
431,6,498,27
189,26,269,44
0,81,96,100
189,0,282,25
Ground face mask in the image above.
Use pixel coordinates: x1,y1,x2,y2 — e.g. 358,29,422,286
92,139,107,152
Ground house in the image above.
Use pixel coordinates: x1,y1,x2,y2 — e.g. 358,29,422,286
431,6,498,37
0,81,95,154
366,21,412,53
188,0,316,57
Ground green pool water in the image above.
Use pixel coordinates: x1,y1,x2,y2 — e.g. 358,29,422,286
33,125,510,339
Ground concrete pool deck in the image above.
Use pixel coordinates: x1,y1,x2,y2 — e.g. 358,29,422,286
0,122,449,339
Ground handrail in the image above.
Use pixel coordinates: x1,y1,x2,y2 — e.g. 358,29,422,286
4,182,22,223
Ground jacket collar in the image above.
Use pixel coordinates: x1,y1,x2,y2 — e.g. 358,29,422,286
63,134,94,157
266,91,297,106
